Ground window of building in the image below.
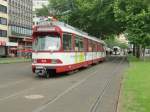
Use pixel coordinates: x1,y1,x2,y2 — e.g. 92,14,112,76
0,5,7,13
63,33,72,51
0,30,7,37
0,17,7,25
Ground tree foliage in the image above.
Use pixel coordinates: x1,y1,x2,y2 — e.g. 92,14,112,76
104,35,128,49
35,0,150,58
35,0,124,38
68,0,125,38
114,0,150,57
35,5,49,16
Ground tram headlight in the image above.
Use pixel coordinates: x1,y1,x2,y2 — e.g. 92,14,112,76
51,59,57,64
51,59,62,64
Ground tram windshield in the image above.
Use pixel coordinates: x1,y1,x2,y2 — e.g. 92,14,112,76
33,33,61,51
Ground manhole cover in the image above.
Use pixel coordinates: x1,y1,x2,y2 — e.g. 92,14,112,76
25,95,44,100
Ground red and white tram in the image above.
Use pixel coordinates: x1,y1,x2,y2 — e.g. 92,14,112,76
32,21,106,77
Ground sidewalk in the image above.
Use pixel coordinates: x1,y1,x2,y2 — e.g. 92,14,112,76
0,57,31,64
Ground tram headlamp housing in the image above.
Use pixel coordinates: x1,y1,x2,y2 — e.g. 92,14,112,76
51,59,62,64
51,59,57,64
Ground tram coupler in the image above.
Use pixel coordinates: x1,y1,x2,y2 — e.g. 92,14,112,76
35,67,49,78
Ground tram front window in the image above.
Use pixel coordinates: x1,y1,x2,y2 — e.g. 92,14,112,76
33,34,61,51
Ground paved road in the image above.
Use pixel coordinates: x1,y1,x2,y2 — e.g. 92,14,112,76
0,56,127,112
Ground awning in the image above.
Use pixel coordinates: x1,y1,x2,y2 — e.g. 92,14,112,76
6,42,18,47
17,49,32,53
9,48,17,50
23,37,32,42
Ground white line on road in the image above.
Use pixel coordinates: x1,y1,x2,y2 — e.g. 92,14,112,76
0,87,35,102
32,57,120,112
0,80,54,102
0,63,102,103
0,79,31,89
32,70,98,112
0,56,121,111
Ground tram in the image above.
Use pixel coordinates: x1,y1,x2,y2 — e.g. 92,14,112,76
32,21,106,77
113,46,121,55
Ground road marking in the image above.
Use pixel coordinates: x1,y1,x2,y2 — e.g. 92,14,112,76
25,95,44,100
0,56,123,111
0,63,101,102
0,87,35,102
0,79,31,89
32,70,99,112
32,57,121,112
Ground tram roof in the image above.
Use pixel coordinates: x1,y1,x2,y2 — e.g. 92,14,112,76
37,21,106,45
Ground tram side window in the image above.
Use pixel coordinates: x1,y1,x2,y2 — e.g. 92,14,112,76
102,45,104,51
100,44,103,51
88,40,92,52
84,38,88,52
63,34,72,51
75,36,84,51
93,42,97,52
98,44,100,52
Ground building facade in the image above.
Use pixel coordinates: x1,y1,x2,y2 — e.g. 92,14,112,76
0,0,8,56
8,0,33,57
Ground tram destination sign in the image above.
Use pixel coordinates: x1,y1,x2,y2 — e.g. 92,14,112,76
37,27,55,32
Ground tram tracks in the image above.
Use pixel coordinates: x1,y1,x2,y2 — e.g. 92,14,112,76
89,56,126,112
0,56,123,112
0,56,116,90
32,57,123,112
0,56,115,88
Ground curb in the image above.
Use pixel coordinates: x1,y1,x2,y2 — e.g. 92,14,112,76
0,59,31,64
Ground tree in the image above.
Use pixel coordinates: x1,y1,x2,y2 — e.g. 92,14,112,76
68,0,124,38
104,35,128,49
35,5,50,16
114,0,150,58
35,0,124,38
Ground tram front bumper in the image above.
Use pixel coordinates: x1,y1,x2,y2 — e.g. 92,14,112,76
32,64,71,74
